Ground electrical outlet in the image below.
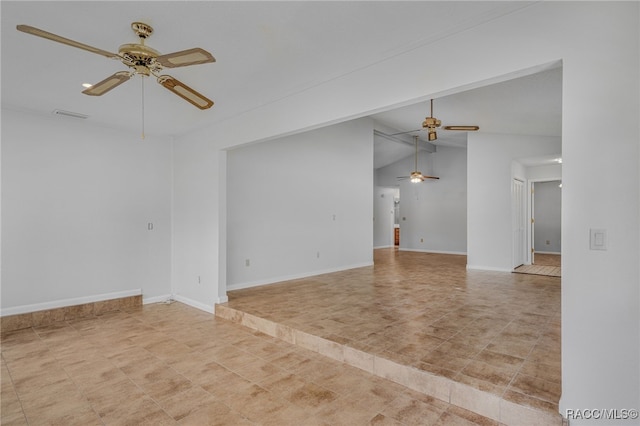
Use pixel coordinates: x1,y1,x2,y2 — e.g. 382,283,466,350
590,229,607,250
317,251,320,258
245,259,250,267
198,275,201,284
420,238,424,243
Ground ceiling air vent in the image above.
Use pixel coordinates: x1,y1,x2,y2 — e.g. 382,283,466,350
52,109,89,119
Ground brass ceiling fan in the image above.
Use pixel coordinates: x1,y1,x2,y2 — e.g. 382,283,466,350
16,22,215,110
395,99,479,141
397,136,440,183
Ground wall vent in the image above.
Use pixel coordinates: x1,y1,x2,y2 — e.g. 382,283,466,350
52,109,89,119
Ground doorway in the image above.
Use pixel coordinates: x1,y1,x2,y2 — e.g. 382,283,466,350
513,177,562,277
394,193,400,246
531,180,562,266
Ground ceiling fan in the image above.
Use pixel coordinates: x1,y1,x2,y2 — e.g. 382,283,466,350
16,22,215,109
397,136,440,183
395,99,479,141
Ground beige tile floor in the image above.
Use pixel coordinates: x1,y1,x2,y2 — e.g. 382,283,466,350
222,249,561,422
513,254,561,277
2,301,500,425
513,264,561,278
532,254,561,267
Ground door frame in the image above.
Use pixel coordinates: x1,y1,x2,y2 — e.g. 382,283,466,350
527,178,562,265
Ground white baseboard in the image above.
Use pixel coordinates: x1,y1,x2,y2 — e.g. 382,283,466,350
227,262,374,292
373,244,395,249
399,248,467,256
534,251,561,255
172,294,215,314
144,293,226,315
1,289,142,317
142,294,172,305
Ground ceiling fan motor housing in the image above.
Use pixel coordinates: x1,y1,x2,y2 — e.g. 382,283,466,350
118,22,162,76
118,43,162,76
422,117,441,129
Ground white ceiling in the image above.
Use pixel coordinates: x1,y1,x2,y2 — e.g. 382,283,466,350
2,1,561,163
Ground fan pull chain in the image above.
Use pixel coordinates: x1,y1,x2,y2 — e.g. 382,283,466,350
141,75,145,140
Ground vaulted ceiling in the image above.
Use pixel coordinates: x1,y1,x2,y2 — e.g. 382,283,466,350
2,1,561,164
371,65,561,168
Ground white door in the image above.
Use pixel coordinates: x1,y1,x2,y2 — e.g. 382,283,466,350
512,178,526,268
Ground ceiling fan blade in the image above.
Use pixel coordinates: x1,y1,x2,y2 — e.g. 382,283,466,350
82,72,132,96
157,75,214,109
16,25,119,59
397,175,439,182
155,48,215,68
443,125,480,131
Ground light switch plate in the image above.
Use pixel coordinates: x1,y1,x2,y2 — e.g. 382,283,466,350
590,228,607,250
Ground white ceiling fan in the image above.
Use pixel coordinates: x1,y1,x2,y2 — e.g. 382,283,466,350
16,22,215,110
397,136,440,183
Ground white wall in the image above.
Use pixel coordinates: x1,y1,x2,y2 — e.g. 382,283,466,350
226,119,374,289
171,131,227,312
1,109,173,313
467,133,561,271
534,180,561,253
375,153,417,188
375,146,467,254
556,5,639,420
392,146,467,254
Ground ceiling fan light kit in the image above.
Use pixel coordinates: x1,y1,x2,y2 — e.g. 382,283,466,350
398,135,440,183
410,171,424,183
